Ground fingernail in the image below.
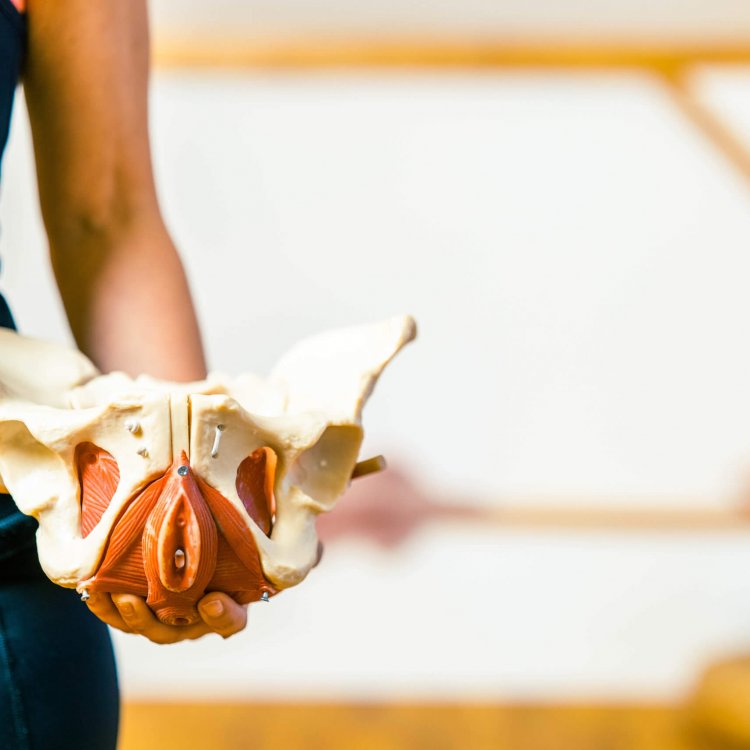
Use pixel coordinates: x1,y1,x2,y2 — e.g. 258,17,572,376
202,600,224,618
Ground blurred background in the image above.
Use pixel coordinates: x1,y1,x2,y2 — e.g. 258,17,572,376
5,1,750,747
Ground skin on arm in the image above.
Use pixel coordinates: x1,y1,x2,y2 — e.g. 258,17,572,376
23,0,204,380
23,0,245,643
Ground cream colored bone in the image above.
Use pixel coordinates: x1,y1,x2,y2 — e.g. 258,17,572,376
0,316,416,589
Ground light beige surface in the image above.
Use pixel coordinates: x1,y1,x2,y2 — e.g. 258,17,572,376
149,0,750,41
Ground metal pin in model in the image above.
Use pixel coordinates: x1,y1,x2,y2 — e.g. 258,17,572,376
125,420,141,435
211,424,225,458
137,447,149,458
80,588,90,602
260,591,270,602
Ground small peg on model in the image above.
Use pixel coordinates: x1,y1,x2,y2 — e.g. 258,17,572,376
211,424,225,458
351,455,387,480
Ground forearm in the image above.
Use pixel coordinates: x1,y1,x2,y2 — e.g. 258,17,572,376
22,1,204,380
51,218,206,381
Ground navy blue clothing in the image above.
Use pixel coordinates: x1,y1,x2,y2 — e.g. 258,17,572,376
0,0,24,177
0,304,120,749
0,3,120,748
0,0,33,559
0,283,120,750
0,547,120,750
0,296,37,559
0,291,38,561
0,288,14,329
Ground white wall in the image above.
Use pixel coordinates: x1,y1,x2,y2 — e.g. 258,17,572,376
6,70,750,506
4,68,750,700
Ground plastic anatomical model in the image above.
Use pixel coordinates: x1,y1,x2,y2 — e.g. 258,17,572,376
0,316,416,626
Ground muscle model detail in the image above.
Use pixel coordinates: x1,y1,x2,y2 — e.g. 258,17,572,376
0,316,416,624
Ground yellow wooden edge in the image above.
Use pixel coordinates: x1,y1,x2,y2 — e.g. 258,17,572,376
153,35,750,71
150,35,750,192
119,701,696,750
481,505,750,531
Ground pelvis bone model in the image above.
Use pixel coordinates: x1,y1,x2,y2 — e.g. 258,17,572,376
0,316,416,626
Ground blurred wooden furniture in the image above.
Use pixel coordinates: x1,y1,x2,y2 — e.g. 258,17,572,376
689,655,750,748
119,702,714,750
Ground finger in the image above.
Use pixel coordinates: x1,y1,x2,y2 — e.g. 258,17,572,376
86,591,132,633
112,594,210,644
111,594,162,638
198,592,248,638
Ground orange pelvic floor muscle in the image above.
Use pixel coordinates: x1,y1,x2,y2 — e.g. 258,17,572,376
78,446,277,625
77,442,120,538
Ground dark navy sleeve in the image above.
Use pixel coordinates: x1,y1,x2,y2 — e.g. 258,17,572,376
0,0,25,179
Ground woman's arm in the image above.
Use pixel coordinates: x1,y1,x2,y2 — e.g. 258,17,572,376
23,0,245,642
24,0,205,380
